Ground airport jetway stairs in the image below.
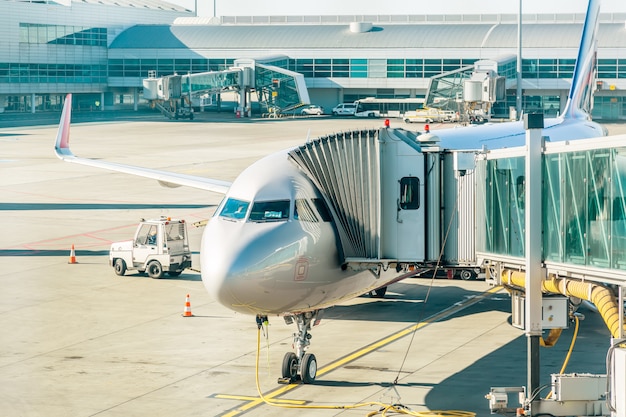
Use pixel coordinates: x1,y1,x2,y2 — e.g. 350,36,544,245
143,61,310,117
289,127,433,275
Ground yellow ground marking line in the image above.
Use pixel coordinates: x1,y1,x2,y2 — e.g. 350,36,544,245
216,285,504,417
215,394,306,405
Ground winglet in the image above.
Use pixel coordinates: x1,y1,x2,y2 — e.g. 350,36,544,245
561,0,601,120
54,94,74,160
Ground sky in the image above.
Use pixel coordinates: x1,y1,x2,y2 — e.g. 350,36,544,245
165,0,626,18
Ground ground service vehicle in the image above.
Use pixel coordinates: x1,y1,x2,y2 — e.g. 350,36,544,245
331,103,357,116
300,105,324,115
403,108,455,123
354,97,425,118
109,217,192,278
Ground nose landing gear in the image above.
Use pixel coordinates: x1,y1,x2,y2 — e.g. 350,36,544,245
278,310,321,384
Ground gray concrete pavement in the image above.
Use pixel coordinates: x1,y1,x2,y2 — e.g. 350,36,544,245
0,116,622,417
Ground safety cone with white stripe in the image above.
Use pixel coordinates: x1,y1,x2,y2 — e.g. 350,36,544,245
68,244,77,264
182,294,193,317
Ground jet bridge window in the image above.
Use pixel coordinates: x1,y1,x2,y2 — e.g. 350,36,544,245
219,198,250,220
249,200,290,222
399,177,420,210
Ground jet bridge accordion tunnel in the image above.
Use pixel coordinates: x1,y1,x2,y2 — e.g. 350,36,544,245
287,126,479,276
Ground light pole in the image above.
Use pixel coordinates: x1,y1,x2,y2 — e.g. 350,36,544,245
516,0,523,119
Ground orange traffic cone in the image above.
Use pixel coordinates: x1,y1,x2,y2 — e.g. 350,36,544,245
68,244,77,264
182,294,193,317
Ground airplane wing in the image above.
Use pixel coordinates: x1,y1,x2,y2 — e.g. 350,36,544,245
54,94,231,194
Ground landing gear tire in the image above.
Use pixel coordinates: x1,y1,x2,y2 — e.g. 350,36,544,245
282,352,298,381
301,353,317,384
114,259,126,276
147,260,164,279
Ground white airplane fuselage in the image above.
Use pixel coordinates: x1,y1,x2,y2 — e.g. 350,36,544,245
200,151,393,315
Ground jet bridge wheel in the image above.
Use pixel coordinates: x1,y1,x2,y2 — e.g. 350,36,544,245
147,260,164,279
113,259,126,276
459,269,477,281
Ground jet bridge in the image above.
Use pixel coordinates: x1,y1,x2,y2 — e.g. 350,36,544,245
289,120,626,416
425,57,510,123
288,126,479,278
142,58,310,119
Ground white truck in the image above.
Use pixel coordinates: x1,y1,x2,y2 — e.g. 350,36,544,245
403,108,456,123
109,217,192,279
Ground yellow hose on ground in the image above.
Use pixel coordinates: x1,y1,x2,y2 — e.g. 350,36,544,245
502,271,625,338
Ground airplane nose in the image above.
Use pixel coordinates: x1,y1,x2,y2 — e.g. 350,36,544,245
200,218,301,314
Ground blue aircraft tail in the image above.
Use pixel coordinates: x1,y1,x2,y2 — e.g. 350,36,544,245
561,0,601,120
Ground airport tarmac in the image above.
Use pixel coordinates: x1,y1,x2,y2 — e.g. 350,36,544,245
0,114,623,417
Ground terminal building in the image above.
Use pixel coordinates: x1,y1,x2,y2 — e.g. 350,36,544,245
1,0,626,119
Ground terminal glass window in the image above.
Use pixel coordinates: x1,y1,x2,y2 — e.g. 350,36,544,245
443,59,461,73
332,59,349,77
598,59,617,79
538,59,558,79
124,59,140,77
157,59,174,76
295,59,314,77
19,24,107,46
405,59,423,78
140,59,157,77
314,59,331,77
522,59,538,78
191,59,208,73
387,59,404,78
174,59,192,74
368,59,386,78
558,59,576,78
424,59,442,78
350,59,368,78
619,60,626,79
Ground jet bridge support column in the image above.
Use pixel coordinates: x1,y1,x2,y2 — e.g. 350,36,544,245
525,113,544,413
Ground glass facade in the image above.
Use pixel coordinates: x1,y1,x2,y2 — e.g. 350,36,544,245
108,58,216,78
478,147,626,270
0,62,107,84
104,56,626,83
20,23,107,46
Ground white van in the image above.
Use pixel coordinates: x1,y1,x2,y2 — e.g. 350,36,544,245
331,103,357,116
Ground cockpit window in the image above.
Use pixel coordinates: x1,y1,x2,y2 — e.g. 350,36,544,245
219,198,250,220
295,199,318,222
312,198,332,222
249,200,290,222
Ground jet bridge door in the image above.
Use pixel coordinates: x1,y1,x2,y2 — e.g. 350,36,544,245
380,140,425,262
